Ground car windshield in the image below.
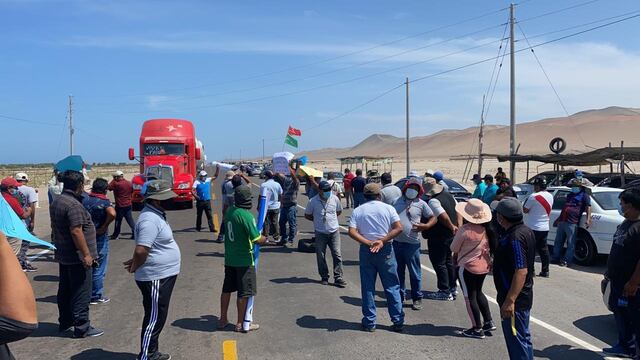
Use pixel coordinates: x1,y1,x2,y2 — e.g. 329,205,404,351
443,179,468,193
144,143,185,156
592,192,621,211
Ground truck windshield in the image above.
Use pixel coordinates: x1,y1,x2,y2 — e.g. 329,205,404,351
592,192,621,211
144,143,185,156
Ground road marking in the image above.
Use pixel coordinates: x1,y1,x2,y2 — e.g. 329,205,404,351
222,340,238,360
28,249,51,261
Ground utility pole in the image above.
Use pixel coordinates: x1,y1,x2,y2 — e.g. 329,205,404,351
478,94,486,176
509,3,517,183
68,95,74,155
405,77,410,177
262,139,265,162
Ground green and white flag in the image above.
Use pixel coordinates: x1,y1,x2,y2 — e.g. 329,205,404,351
284,134,298,148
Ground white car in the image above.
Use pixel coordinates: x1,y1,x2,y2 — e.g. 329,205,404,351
543,186,623,265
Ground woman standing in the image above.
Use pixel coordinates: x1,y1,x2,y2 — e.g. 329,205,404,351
450,198,496,339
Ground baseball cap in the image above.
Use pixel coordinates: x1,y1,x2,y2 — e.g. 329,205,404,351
199,170,207,177
14,172,28,182
483,174,494,182
381,172,392,183
472,174,481,181
433,171,444,182
495,197,523,219
142,180,177,201
113,170,124,177
1,177,20,189
318,181,332,192
363,183,381,196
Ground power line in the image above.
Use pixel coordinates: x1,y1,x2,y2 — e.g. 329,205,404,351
518,0,601,23
0,114,60,126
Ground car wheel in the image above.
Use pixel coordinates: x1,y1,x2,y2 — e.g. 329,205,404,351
573,231,597,265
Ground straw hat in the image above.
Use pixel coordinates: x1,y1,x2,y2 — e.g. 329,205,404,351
455,198,492,224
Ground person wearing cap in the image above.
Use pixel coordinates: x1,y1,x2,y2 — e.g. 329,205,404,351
1,177,32,256
192,170,216,232
13,172,39,271
124,180,181,360
433,171,449,191
259,170,283,244
451,199,497,339
523,177,554,278
348,182,404,332
493,197,536,359
495,167,507,183
471,174,486,200
50,170,103,338
425,169,434,178
481,175,499,205
393,178,436,310
219,185,267,333
279,165,300,246
82,178,116,305
422,177,459,301
108,171,135,240
343,168,355,209
351,169,367,209
305,181,346,287
217,171,252,243
495,178,517,201
552,178,592,267
326,172,343,199
380,172,401,206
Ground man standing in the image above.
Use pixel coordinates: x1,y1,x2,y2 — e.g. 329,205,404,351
423,177,459,301
50,170,103,338
192,170,215,232
393,178,436,310
495,178,517,201
259,171,283,244
380,173,402,206
108,171,135,240
348,183,404,332
82,178,116,305
493,198,536,360
482,175,499,205
279,166,300,246
305,181,347,287
495,167,507,183
552,178,592,267
351,169,367,209
343,169,355,209
15,172,38,272
471,174,486,200
219,185,267,333
603,189,640,358
1,177,32,256
217,171,237,243
523,178,553,278
124,180,181,360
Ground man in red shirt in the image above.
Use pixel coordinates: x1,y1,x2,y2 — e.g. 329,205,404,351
1,177,32,255
343,168,355,209
108,171,135,240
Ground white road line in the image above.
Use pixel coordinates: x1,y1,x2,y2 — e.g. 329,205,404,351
28,249,52,261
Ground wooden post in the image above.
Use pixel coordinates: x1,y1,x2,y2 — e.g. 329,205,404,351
621,141,626,186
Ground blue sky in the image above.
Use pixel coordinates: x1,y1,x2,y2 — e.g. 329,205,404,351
1,0,639,163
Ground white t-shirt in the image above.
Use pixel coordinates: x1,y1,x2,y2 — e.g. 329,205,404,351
349,200,400,241
428,198,446,217
18,185,37,205
260,179,283,210
523,191,554,231
305,194,343,234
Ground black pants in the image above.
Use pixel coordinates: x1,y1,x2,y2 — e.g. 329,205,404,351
262,209,280,240
459,268,493,328
427,236,455,291
112,206,135,238
136,275,177,360
195,200,214,231
532,230,550,274
57,263,92,336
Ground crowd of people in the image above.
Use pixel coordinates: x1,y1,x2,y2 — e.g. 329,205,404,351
2,163,640,360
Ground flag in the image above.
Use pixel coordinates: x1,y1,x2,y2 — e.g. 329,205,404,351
0,196,55,249
284,134,298,148
288,126,302,137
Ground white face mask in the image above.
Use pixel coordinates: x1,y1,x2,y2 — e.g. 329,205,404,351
405,188,419,200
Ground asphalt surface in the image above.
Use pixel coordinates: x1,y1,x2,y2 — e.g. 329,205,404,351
11,177,624,360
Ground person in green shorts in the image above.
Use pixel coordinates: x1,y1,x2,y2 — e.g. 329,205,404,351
218,185,266,333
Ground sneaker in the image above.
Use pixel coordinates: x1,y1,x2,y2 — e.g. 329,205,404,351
482,321,497,332
321,279,329,286
90,298,110,305
450,288,458,300
424,290,454,301
391,323,404,333
150,352,172,360
559,261,568,267
240,323,260,333
461,328,486,339
538,271,550,278
334,279,347,288
74,326,104,338
603,343,634,357
361,325,375,332
412,299,422,311
22,263,38,272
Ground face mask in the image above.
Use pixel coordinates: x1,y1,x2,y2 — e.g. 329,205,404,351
9,188,17,195
405,188,419,200
571,187,581,194
323,191,332,199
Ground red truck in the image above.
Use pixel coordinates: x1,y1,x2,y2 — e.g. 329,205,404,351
128,119,205,210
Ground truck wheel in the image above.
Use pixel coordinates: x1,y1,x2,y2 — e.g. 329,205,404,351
574,231,597,266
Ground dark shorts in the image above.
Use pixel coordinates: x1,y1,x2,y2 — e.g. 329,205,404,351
222,266,257,298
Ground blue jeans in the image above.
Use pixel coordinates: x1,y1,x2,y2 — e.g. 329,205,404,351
353,193,366,209
91,234,109,300
552,222,577,264
501,309,533,360
279,205,298,243
393,241,422,301
359,244,404,327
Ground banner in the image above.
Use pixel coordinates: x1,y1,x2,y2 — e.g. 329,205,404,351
297,165,323,179
0,196,55,249
272,152,295,174
284,134,298,148
288,126,302,137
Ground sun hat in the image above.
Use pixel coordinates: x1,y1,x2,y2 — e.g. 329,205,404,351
363,183,381,196
142,180,177,201
456,198,492,224
225,171,235,180
423,177,444,196
14,172,29,182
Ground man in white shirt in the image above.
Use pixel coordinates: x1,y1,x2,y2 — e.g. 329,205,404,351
259,171,283,244
348,183,404,333
523,177,554,278
380,173,402,206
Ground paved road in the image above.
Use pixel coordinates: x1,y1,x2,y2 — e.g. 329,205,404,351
11,178,623,360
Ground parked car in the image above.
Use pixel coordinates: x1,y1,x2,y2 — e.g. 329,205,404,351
525,170,588,187
594,174,640,188
323,171,344,184
250,165,263,177
394,177,472,203
545,186,623,265
259,164,273,179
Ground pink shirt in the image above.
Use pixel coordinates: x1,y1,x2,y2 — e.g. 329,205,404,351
450,223,491,274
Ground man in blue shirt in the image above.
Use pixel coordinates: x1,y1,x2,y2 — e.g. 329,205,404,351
471,174,486,199
351,169,367,209
192,170,216,232
482,174,499,205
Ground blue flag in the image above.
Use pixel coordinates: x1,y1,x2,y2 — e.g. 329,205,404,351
0,195,55,249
